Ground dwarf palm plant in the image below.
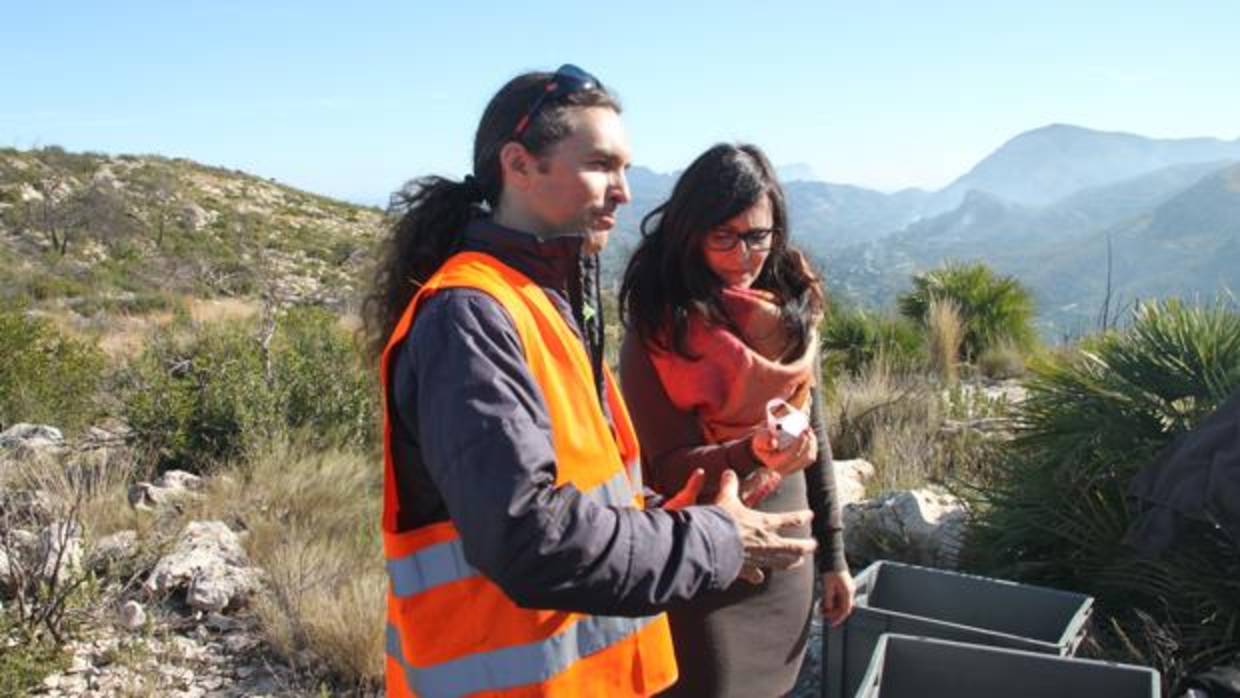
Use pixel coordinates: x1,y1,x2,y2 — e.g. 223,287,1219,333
898,261,1035,361
964,299,1240,687
820,306,924,378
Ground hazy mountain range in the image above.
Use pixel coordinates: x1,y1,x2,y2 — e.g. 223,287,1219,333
4,124,1237,339
607,124,1240,337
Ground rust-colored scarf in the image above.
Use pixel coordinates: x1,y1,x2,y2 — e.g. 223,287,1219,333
648,286,818,443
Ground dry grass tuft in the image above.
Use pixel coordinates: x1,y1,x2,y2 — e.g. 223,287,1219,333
977,339,1027,380
186,297,260,325
254,539,386,684
187,438,386,688
1,443,146,538
92,313,175,360
926,297,963,384
826,357,1006,496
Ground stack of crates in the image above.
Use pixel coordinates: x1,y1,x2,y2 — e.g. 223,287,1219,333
823,561,1160,698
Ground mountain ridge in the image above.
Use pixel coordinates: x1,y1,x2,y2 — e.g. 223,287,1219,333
5,122,1240,339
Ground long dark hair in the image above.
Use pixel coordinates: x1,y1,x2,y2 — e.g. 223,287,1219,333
362,71,620,361
620,143,824,361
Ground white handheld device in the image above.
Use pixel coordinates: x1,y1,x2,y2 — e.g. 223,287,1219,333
765,398,809,450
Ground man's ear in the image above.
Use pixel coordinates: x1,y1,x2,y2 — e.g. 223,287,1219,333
499,142,536,192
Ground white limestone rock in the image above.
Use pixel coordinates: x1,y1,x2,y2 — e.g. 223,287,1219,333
38,521,85,582
144,521,260,612
843,487,967,569
154,470,204,491
90,529,138,571
128,469,204,512
0,422,65,458
833,458,876,508
119,600,147,631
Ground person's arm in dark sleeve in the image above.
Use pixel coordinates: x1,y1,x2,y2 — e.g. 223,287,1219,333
618,332,761,498
403,290,743,616
803,382,848,573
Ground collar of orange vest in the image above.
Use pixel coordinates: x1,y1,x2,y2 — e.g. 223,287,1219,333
460,217,607,395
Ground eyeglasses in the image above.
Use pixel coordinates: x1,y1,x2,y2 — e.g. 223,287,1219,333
512,64,602,139
704,227,777,252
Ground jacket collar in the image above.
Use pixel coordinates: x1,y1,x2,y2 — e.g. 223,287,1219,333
461,218,583,294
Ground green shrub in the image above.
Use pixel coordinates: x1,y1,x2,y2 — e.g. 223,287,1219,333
271,306,377,449
963,299,1240,687
327,239,361,266
121,307,377,472
0,310,105,432
898,261,1035,361
121,319,281,472
24,271,91,301
820,306,924,378
0,626,70,697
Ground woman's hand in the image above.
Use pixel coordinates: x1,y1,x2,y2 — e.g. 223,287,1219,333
822,569,856,627
750,427,817,476
662,468,705,510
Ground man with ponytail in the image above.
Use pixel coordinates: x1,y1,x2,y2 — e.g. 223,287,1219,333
364,65,817,697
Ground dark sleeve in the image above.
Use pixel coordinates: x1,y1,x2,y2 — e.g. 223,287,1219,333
804,382,848,574
618,332,762,499
401,290,743,616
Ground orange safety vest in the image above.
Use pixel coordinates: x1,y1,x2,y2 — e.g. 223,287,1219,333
380,251,678,697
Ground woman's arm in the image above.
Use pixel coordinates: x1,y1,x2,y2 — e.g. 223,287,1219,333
803,381,848,573
619,332,762,498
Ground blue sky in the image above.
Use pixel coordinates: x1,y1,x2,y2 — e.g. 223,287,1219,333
3,1,1237,205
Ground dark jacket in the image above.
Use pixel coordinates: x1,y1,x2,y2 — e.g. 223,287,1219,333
1126,386,1240,554
386,218,744,617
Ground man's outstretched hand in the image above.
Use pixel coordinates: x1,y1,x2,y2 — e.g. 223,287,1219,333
712,469,816,584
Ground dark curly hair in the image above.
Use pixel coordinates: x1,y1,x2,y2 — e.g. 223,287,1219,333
619,143,824,361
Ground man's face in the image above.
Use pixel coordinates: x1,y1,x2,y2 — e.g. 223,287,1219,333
526,106,632,253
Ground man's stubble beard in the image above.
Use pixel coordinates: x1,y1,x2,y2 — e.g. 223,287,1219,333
581,229,609,255
545,209,611,255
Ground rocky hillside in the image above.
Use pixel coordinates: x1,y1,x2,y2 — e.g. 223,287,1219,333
0,147,384,314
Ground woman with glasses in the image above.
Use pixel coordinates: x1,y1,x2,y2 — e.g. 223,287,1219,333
619,143,854,697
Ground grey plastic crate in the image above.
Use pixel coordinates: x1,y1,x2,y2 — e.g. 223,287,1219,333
855,634,1160,697
824,561,1094,698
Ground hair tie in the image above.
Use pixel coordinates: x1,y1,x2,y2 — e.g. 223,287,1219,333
461,174,485,203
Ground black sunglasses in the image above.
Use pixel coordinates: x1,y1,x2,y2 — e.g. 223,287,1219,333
704,227,777,252
512,64,602,139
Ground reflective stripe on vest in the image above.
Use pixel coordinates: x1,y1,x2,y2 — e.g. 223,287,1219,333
380,251,677,697
386,614,661,697
386,468,637,598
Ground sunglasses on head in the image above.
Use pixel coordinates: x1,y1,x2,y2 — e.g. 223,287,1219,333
512,64,602,139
